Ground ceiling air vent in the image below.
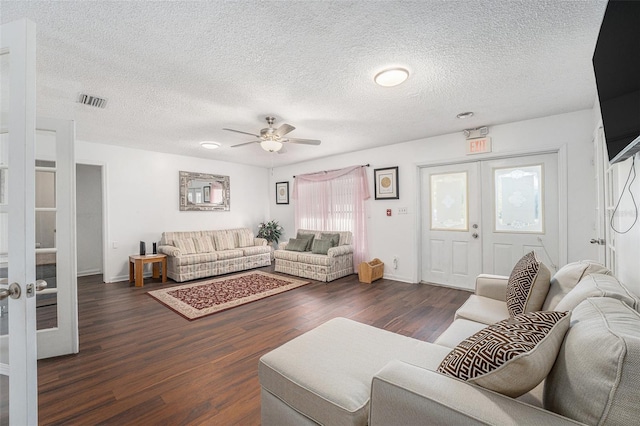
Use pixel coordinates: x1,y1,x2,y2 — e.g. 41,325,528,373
77,93,107,109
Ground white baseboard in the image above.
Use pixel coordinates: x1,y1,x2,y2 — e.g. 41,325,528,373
381,273,414,284
77,269,102,277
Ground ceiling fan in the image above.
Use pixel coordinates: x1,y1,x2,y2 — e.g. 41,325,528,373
223,116,321,153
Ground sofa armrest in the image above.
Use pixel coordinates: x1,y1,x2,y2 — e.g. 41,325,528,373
370,360,583,426
254,237,267,246
158,245,181,257
327,244,353,258
475,274,509,301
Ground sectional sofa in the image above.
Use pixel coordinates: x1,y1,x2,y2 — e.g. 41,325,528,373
157,228,271,282
259,257,640,425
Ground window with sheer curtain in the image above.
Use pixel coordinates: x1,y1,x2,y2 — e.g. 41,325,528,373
292,165,370,270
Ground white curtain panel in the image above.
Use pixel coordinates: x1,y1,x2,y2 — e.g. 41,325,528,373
293,165,370,270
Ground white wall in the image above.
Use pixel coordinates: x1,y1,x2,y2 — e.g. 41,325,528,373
269,110,597,283
76,164,103,276
76,141,270,282
612,155,640,295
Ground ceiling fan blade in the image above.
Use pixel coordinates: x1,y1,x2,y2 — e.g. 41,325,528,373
274,123,295,137
285,137,321,145
231,140,259,148
223,128,261,138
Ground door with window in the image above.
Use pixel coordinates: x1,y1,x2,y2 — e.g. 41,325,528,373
1,18,39,425
421,163,482,289
421,153,560,289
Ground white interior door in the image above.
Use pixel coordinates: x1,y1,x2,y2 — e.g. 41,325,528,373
35,117,78,359
480,153,560,276
0,18,39,425
421,163,482,290
421,152,562,289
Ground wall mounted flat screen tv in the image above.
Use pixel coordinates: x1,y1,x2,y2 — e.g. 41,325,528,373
592,0,640,164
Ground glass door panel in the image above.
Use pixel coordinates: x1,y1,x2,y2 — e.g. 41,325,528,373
430,172,469,231
494,165,543,233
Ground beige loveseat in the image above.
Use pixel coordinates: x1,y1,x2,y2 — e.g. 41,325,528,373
274,229,354,282
157,228,271,282
259,259,640,425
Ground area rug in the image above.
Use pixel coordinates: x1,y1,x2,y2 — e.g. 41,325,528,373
147,271,310,320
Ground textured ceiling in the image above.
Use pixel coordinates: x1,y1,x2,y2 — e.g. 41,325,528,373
1,0,607,167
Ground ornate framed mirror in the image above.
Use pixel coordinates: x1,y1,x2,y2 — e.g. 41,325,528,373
179,171,230,211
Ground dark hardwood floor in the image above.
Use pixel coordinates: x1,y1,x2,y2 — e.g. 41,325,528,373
37,266,470,425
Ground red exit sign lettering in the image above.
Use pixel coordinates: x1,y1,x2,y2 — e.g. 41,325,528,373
467,137,492,154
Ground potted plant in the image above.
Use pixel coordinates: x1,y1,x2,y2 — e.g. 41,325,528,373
257,221,283,258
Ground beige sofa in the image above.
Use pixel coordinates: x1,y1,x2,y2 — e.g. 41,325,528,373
157,228,271,282
274,229,354,282
259,260,640,425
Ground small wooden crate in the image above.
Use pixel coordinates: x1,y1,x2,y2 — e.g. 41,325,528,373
358,258,384,284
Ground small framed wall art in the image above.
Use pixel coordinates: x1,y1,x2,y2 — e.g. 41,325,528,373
276,181,289,204
374,166,399,200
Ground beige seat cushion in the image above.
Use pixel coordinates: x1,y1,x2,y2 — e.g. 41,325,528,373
544,297,640,425
454,295,510,325
542,260,611,310
434,319,488,348
259,317,451,426
438,311,570,398
554,273,639,312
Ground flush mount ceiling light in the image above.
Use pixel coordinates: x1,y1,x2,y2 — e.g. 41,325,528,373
200,141,221,150
456,111,474,119
260,139,283,152
374,68,410,87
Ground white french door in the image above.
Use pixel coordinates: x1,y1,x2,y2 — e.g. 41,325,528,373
34,117,78,359
0,18,39,425
480,153,559,276
421,163,482,289
421,152,561,289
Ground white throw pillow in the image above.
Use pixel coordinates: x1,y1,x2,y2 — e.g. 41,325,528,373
437,310,570,398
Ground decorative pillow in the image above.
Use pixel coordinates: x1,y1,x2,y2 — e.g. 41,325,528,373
311,238,335,255
437,311,570,398
212,231,235,251
174,238,197,255
285,238,308,252
193,236,215,253
237,231,254,248
320,233,340,247
506,252,551,317
296,232,315,251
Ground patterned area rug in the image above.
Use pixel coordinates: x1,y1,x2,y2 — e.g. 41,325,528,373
147,271,310,320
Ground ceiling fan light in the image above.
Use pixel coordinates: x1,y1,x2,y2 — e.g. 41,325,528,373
374,68,409,87
260,140,283,152
200,141,221,149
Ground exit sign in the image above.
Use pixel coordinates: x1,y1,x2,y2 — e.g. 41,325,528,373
467,137,492,154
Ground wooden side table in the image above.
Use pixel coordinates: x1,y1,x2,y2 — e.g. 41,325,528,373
129,254,167,287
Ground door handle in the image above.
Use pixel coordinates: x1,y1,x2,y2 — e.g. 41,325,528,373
0,282,22,300
590,238,605,245
26,280,47,298
472,233,479,239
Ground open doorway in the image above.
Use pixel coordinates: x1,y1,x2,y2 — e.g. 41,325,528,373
76,164,104,280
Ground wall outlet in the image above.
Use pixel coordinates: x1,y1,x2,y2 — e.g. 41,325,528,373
112,241,118,249
393,256,398,269
398,207,408,214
